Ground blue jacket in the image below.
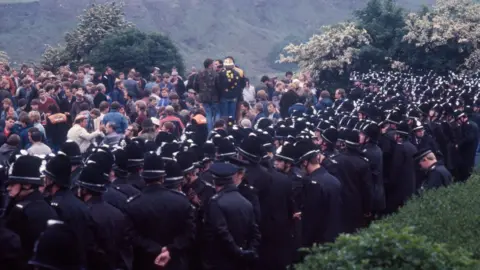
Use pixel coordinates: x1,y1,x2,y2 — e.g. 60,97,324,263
254,112,266,125
108,88,126,105
315,98,333,111
288,103,306,116
102,109,128,134
157,98,170,107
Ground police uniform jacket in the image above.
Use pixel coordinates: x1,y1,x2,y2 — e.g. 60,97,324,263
330,149,373,233
103,184,129,212
361,142,385,212
124,184,195,270
256,163,295,270
6,190,58,260
112,177,142,198
237,180,261,224
125,173,146,191
423,163,452,190
50,189,97,266
301,166,342,247
384,142,416,214
0,221,25,270
86,196,132,270
203,185,260,270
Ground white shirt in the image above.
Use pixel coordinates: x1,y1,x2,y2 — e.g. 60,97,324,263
243,85,256,104
67,124,104,153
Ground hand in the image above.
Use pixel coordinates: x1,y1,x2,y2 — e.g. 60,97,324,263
188,188,201,206
293,212,302,220
154,247,171,268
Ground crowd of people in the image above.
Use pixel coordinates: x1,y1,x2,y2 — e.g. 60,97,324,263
0,56,479,270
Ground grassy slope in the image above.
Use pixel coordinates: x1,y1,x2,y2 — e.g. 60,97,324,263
0,0,434,77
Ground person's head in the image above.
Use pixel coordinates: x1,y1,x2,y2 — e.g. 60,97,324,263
6,134,20,147
148,96,157,107
240,118,252,128
214,59,223,71
335,88,345,100
320,90,330,100
267,102,276,114
28,127,42,143
275,81,285,92
161,87,169,97
256,90,268,101
285,71,293,80
169,93,179,104
106,122,116,134
214,119,225,129
415,128,425,138
165,105,175,116
99,101,110,113
240,101,250,112
28,110,41,124
19,112,31,127
162,73,170,83
125,124,139,138
2,98,12,110
74,115,87,128
45,84,55,95
75,91,84,102
96,83,106,94
135,100,147,113
90,109,100,121
162,121,175,133
48,104,59,114
39,89,47,101
261,75,271,86
22,78,32,88
5,116,15,130
254,103,264,114
418,151,437,170
106,66,113,75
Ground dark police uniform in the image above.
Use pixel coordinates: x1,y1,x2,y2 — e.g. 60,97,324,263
112,177,142,198
422,162,453,190
203,163,260,270
6,190,58,260
124,184,195,270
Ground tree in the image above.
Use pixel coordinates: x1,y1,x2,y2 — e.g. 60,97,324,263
267,35,304,72
86,28,185,77
354,0,407,69
42,1,134,70
403,0,480,72
0,51,9,65
279,22,371,77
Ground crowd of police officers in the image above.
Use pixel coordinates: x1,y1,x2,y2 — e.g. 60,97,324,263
0,70,479,270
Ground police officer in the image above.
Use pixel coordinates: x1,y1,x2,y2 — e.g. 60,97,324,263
76,161,132,270
43,153,97,267
110,147,141,198
124,152,195,270
122,139,146,190
5,154,58,261
455,110,479,182
295,139,342,246
203,162,260,270
359,121,385,214
28,220,85,270
414,149,453,190
59,140,83,187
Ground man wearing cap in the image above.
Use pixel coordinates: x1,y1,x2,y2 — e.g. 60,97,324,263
122,139,146,191
43,154,97,267
414,149,452,190
75,161,132,270
294,139,342,246
455,110,479,182
331,129,373,232
5,155,58,261
67,114,104,153
359,121,386,213
124,153,195,270
203,162,260,270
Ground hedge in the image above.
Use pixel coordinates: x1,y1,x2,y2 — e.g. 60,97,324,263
379,174,480,259
296,224,477,270
296,174,480,269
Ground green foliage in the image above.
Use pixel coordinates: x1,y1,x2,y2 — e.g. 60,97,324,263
0,50,9,64
379,175,480,258
86,28,185,77
354,0,407,64
297,224,478,270
41,1,133,71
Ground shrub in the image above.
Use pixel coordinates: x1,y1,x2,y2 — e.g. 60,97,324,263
379,174,480,258
296,224,478,270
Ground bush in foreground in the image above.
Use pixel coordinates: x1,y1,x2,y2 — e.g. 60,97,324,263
297,224,478,270
380,175,480,258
